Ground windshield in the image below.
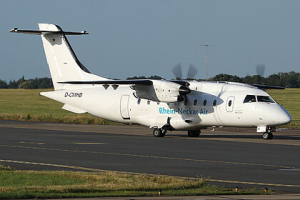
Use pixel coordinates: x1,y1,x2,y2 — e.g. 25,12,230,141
257,96,275,103
243,95,256,103
244,95,275,103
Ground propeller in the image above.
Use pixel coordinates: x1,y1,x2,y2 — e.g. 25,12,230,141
172,63,198,80
171,63,198,102
172,63,182,80
256,64,266,77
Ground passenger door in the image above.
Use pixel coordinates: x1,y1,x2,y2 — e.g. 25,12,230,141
120,95,130,119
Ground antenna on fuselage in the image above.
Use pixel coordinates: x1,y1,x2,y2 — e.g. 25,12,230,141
199,44,211,80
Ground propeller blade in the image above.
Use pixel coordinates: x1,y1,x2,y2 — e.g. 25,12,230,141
172,63,182,80
187,63,198,79
256,64,266,77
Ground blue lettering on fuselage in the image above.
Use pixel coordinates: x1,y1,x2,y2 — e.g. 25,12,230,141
159,107,208,115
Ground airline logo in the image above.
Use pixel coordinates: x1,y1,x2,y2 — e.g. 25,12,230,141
159,107,208,115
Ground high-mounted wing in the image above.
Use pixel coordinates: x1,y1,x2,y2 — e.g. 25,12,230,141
59,79,191,103
58,79,153,85
252,84,285,90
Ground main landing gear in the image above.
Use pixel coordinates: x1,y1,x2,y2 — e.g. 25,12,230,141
262,132,273,140
188,130,201,137
153,128,201,138
153,128,167,137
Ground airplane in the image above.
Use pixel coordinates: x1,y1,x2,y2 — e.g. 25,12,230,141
10,23,292,139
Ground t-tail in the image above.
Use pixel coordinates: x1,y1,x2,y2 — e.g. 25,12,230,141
10,23,107,90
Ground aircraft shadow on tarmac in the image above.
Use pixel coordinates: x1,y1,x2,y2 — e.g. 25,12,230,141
167,134,300,140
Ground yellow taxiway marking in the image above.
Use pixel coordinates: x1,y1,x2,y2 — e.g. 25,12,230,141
0,159,300,188
20,141,44,145
0,144,299,170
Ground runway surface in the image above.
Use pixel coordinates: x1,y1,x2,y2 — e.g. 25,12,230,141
0,120,300,193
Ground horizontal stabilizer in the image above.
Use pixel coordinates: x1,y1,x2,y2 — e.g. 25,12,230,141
62,104,86,114
10,28,88,35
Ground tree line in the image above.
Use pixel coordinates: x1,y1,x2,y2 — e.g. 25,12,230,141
0,76,53,89
0,71,299,89
128,71,300,88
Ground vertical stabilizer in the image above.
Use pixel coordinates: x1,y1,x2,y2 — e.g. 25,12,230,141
11,23,108,90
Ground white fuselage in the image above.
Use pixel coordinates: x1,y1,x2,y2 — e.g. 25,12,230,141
42,81,291,131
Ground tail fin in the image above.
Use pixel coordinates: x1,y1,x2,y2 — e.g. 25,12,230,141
11,23,107,90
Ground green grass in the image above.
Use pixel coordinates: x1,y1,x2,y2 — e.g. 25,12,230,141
0,89,116,125
267,88,300,127
0,165,276,199
0,88,299,127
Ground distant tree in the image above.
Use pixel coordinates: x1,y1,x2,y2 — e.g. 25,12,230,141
127,76,147,80
211,74,242,82
0,80,8,88
148,75,163,80
18,80,35,89
8,80,18,88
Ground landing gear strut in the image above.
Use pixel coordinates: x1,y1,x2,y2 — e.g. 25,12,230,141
153,128,166,137
262,132,273,140
188,130,201,137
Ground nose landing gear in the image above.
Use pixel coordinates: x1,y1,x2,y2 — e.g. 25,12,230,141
262,132,273,140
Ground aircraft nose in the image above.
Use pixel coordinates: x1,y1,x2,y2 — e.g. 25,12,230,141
278,105,292,125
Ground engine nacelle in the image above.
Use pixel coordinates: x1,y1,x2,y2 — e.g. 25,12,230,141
134,80,190,103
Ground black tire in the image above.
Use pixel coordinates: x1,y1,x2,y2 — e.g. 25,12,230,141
263,132,273,140
188,130,200,137
268,132,273,139
153,129,165,137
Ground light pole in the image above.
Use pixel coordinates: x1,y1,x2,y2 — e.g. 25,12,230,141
199,44,211,80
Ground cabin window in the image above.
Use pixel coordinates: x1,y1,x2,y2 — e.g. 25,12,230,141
147,100,150,105
194,99,197,106
137,99,141,104
157,102,160,105
213,100,217,106
257,96,275,103
203,99,207,106
243,95,256,103
228,100,232,107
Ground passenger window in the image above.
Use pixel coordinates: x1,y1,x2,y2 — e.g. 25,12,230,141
228,100,232,107
243,95,256,103
213,100,217,106
194,99,197,106
137,99,141,104
257,96,275,103
203,100,207,106
147,100,150,105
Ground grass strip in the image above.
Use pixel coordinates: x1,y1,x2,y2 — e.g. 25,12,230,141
0,165,276,199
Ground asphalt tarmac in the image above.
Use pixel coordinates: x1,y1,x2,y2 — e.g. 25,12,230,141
0,120,300,193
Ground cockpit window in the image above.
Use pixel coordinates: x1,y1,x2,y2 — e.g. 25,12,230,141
257,96,275,103
243,95,256,103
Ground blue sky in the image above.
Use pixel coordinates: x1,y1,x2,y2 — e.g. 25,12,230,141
1,0,300,81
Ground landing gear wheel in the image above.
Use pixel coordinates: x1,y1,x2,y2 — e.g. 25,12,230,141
153,128,166,137
188,130,201,137
263,132,273,140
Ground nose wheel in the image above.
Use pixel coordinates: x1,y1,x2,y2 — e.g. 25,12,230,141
262,132,273,140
